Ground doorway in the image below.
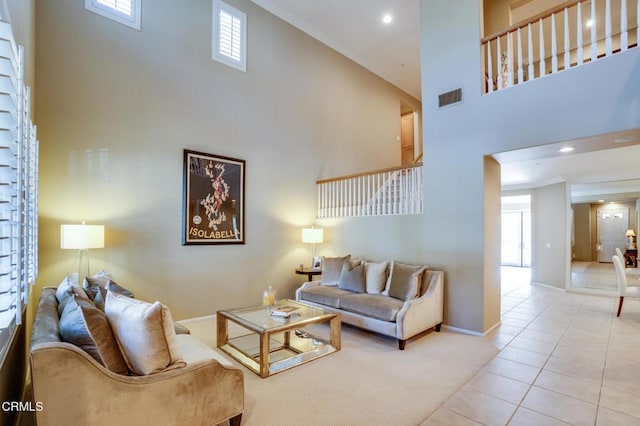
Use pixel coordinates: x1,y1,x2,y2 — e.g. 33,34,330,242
501,195,531,267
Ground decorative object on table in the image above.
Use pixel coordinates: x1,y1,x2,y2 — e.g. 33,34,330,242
625,229,636,249
182,149,245,245
262,285,276,307
301,227,323,266
60,222,105,282
312,256,322,270
270,305,299,318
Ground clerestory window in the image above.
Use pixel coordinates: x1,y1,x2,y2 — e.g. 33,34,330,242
85,0,141,31
212,0,247,72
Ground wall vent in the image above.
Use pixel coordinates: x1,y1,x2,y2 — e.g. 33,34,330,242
438,88,463,108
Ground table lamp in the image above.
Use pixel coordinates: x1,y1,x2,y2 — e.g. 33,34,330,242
625,229,636,249
302,227,323,268
61,222,105,284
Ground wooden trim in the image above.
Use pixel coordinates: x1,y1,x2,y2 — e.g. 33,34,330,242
316,162,423,185
413,152,423,164
481,0,581,43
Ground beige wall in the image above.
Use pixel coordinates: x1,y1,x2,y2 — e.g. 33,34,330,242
35,0,420,320
531,182,567,289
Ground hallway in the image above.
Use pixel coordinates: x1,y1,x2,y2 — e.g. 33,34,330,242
425,267,640,425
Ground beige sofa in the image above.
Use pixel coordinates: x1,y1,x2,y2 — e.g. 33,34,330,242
30,287,244,426
295,257,444,350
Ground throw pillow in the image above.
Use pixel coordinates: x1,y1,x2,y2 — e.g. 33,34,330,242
105,292,185,376
364,261,391,294
321,255,351,286
59,295,129,374
337,262,366,293
83,276,106,302
388,261,426,301
56,277,90,316
106,280,135,298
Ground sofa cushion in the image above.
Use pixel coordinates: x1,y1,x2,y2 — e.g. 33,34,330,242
106,280,135,298
56,277,90,316
388,262,426,301
59,295,129,374
321,255,351,286
299,286,354,308
337,262,365,293
364,261,390,294
105,292,185,376
340,293,404,322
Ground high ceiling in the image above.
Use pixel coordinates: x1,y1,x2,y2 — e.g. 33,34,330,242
251,0,640,203
251,0,421,99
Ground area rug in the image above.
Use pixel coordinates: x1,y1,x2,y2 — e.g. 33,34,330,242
182,316,498,426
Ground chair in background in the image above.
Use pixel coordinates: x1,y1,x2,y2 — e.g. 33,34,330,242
612,255,640,317
615,247,640,281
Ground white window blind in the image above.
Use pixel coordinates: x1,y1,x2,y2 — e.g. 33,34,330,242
212,0,247,72
85,0,141,31
0,19,38,363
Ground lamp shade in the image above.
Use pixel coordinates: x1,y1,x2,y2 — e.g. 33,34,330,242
625,229,636,237
61,224,105,249
302,228,323,244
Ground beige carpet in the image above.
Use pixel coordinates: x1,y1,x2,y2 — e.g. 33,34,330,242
182,316,498,426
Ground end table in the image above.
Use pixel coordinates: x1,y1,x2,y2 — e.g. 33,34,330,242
295,267,321,281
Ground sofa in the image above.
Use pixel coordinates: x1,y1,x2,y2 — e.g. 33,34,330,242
295,255,444,350
30,280,244,426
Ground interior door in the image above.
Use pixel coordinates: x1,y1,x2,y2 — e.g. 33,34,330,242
400,113,414,165
597,207,629,262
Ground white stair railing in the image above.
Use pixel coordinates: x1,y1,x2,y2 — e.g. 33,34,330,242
316,163,423,218
483,0,638,94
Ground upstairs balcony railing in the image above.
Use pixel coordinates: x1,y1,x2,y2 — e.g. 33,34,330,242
316,163,423,218
482,0,638,93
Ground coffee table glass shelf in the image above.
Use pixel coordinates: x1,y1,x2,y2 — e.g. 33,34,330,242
217,300,341,378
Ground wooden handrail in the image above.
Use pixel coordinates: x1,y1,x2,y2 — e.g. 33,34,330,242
316,162,423,185
481,0,581,43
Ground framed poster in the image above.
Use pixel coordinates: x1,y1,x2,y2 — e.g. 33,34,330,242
183,149,245,245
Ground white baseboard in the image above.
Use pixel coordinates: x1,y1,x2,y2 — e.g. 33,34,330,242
177,314,216,325
443,319,502,337
530,281,565,291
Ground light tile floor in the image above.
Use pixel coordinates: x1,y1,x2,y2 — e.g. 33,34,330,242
423,267,640,426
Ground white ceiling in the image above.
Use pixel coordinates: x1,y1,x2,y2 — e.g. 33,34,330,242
250,0,421,99
251,0,640,203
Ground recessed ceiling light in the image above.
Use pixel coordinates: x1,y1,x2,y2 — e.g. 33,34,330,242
558,146,575,153
382,14,392,24
598,200,605,203
586,19,594,27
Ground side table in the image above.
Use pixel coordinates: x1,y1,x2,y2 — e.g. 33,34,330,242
625,249,638,268
295,267,321,281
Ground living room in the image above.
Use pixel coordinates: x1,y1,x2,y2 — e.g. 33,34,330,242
2,0,640,424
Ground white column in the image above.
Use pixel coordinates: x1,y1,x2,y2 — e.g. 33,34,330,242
539,18,546,77
621,0,628,51
577,2,584,65
564,8,570,70
605,0,612,55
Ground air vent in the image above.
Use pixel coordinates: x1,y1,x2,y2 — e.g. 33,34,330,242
438,88,463,108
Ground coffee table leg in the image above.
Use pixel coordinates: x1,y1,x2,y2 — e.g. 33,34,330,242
330,315,341,350
259,333,270,377
216,312,228,348
284,330,290,347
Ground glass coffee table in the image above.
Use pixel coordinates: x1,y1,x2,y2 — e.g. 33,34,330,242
217,300,341,378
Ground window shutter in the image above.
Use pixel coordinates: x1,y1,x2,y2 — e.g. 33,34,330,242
85,0,141,31
213,0,247,71
0,19,38,359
